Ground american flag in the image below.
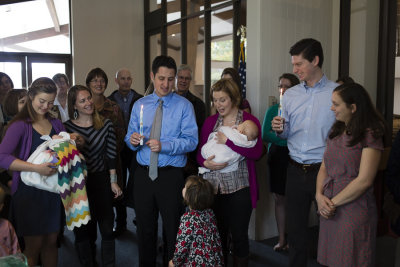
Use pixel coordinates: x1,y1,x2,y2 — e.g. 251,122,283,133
238,41,246,99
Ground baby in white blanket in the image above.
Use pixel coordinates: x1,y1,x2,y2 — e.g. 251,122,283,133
199,120,258,174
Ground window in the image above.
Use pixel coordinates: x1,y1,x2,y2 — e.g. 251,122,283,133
145,0,244,115
0,0,72,88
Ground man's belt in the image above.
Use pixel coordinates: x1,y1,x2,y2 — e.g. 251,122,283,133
138,164,175,171
289,158,321,173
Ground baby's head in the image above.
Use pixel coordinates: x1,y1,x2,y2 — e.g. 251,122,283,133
237,120,259,141
182,176,214,211
0,187,5,212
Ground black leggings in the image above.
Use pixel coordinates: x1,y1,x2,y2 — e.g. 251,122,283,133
74,171,114,243
213,187,252,258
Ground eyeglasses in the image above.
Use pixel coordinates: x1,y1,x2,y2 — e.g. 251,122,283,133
90,79,106,84
277,84,290,89
178,76,191,81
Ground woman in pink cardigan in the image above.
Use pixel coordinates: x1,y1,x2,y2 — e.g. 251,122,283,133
197,79,263,267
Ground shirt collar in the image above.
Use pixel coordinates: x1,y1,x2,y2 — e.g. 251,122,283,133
116,89,133,99
301,74,328,91
150,91,173,106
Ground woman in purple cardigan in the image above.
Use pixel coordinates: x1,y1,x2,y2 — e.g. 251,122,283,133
197,79,263,266
0,77,65,267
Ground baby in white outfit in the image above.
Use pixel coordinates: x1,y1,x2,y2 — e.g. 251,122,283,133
199,120,258,174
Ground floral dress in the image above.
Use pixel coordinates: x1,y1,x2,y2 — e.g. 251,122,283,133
172,209,223,267
317,130,383,267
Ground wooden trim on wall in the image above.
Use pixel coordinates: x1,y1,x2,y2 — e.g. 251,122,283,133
181,0,187,64
338,0,351,77
161,0,167,56
377,0,396,139
204,0,211,117
233,0,240,68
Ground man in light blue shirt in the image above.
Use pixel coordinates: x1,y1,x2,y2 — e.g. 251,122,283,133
125,55,198,266
272,38,337,267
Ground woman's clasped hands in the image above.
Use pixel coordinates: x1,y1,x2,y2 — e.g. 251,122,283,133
316,193,336,219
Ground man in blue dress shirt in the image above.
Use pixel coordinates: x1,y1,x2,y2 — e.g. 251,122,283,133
272,38,337,267
125,55,198,266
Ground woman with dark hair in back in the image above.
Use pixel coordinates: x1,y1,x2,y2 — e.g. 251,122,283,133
335,76,354,85
0,72,13,98
262,73,299,252
0,89,28,212
221,67,251,113
64,85,122,267
3,89,27,123
0,72,15,133
316,83,387,267
0,77,64,266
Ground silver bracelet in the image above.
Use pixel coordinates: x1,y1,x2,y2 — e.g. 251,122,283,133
110,173,117,183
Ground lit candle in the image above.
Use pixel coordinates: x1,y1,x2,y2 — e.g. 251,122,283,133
139,105,143,145
278,89,284,130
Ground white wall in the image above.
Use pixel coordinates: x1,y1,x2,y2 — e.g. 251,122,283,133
247,0,339,240
349,0,380,102
70,0,145,95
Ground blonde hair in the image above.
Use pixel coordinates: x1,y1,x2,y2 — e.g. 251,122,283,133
211,79,241,108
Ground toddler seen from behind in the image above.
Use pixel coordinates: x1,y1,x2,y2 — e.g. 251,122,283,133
169,176,223,266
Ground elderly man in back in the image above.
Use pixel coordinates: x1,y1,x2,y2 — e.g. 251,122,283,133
108,68,143,236
175,64,205,177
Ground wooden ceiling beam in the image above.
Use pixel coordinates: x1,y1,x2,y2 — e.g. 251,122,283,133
0,24,69,46
166,17,204,35
46,0,60,32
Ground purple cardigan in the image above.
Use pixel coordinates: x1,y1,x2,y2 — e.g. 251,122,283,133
0,119,65,194
197,112,263,208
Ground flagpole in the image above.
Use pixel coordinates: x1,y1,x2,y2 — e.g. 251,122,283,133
237,25,247,99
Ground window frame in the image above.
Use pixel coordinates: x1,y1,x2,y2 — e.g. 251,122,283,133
0,0,73,88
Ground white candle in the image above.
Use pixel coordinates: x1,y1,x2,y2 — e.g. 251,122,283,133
139,105,143,145
278,89,283,117
278,89,284,130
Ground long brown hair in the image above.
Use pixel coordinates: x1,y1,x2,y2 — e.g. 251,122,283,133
329,83,387,146
67,85,104,130
11,77,57,124
3,89,27,118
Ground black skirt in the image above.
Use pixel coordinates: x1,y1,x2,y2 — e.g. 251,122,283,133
10,181,63,236
267,144,289,195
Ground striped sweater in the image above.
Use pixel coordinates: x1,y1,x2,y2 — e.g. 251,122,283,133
64,119,117,172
